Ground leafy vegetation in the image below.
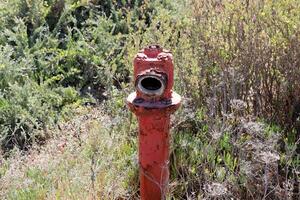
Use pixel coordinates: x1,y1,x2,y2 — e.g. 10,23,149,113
0,0,299,199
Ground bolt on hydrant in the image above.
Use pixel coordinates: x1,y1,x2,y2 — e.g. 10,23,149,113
126,45,181,200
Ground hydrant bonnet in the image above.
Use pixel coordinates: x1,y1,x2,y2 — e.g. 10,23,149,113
133,45,174,100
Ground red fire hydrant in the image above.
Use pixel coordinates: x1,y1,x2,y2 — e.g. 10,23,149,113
126,45,181,199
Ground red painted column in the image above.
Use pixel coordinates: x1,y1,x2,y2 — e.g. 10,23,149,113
138,113,170,199
126,45,181,200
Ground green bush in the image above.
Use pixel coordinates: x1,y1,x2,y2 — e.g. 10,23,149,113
0,0,175,150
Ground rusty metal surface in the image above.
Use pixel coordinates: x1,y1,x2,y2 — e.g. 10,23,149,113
127,91,181,115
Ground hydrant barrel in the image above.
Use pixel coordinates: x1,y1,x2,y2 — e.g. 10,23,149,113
139,113,170,199
126,45,181,200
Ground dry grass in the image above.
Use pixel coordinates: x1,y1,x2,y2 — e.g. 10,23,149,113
0,106,139,199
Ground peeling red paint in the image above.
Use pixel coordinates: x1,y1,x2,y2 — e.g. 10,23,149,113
126,45,181,200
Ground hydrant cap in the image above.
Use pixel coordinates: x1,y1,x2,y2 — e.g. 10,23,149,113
143,45,163,58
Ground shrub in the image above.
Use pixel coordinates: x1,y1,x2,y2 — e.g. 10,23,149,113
188,0,300,127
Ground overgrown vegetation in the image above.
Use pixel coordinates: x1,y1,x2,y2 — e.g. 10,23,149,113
0,0,299,199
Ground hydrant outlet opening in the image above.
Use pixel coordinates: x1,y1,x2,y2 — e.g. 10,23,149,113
137,75,165,96
141,77,161,90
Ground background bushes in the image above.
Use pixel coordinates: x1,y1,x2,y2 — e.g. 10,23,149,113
0,0,163,151
189,0,300,127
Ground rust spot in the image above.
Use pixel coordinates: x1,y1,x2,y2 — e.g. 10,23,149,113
140,130,147,136
145,107,159,110
134,98,144,104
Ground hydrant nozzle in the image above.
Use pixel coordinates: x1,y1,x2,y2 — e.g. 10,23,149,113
126,45,181,200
